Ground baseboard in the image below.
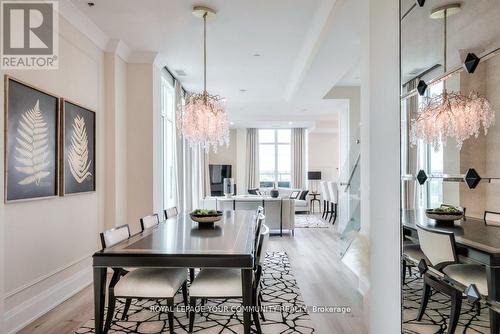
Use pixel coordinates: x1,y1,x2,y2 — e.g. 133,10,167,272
4,266,93,334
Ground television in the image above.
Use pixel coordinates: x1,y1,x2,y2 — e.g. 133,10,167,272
209,164,232,196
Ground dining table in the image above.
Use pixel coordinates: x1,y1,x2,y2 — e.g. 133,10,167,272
92,210,257,334
402,209,500,334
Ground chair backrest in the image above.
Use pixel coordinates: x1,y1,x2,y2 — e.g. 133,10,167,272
327,182,338,204
100,224,130,249
417,225,457,269
140,213,160,231
254,213,265,254
164,207,178,219
320,181,330,201
484,211,500,226
255,224,270,266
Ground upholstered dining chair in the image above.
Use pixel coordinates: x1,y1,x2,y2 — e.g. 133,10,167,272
484,211,500,226
140,213,160,231
164,206,179,219
416,225,487,334
402,239,426,284
100,224,188,334
320,181,330,220
188,224,270,334
327,182,338,224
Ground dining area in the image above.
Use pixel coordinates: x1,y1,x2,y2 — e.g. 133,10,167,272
91,207,274,334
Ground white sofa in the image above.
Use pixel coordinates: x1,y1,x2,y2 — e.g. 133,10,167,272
274,188,310,213
201,195,295,236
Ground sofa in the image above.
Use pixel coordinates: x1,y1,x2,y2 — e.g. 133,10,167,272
201,195,295,236
272,188,310,213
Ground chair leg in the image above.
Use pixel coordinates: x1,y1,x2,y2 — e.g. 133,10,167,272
121,298,132,320
104,291,117,333
189,297,196,333
329,203,334,223
182,281,188,309
476,302,481,316
402,260,407,285
189,268,195,283
258,292,266,322
167,297,175,334
253,311,262,334
322,200,326,218
332,204,337,224
447,292,462,334
417,281,432,321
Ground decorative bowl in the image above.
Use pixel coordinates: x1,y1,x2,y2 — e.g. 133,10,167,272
425,208,464,224
190,210,223,224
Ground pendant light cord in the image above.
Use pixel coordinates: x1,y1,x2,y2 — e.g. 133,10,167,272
203,12,207,94
443,9,447,91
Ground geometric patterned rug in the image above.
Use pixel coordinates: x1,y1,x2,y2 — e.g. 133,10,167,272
294,214,330,228
403,269,489,333
75,252,315,333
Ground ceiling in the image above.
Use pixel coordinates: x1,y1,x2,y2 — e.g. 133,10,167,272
401,0,500,83
71,0,365,128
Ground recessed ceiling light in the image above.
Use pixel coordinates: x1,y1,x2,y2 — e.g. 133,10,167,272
240,89,247,92
288,121,293,125
253,53,261,57
300,109,307,113
87,2,95,7
230,122,234,125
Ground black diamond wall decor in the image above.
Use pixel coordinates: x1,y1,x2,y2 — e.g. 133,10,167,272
417,259,428,275
463,53,480,74
465,168,481,189
417,170,427,185
417,80,428,96
465,284,481,304
416,0,425,7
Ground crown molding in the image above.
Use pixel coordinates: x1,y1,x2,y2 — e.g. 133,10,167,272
105,39,132,62
128,51,159,64
57,0,109,50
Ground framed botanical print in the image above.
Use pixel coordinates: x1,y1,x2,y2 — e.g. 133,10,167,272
4,76,59,202
60,99,96,195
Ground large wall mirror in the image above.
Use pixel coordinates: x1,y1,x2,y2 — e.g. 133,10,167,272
400,1,500,333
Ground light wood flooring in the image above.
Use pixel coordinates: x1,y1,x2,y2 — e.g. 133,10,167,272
18,226,367,334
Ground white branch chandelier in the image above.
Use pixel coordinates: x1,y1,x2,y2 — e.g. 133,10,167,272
177,6,229,152
410,4,495,150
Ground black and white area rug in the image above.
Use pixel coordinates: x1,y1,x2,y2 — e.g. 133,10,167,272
76,252,315,333
403,270,489,333
294,214,330,229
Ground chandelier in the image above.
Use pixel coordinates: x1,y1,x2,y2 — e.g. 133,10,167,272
177,6,229,152
410,4,495,150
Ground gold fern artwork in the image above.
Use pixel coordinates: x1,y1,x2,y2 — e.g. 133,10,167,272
14,100,51,186
67,115,92,183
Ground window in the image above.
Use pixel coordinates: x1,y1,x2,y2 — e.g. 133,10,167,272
161,77,176,210
259,129,291,188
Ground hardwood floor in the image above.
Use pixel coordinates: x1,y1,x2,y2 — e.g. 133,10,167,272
18,226,366,334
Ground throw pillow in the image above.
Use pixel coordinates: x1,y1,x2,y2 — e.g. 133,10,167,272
299,190,309,200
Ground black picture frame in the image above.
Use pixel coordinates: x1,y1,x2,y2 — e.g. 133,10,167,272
60,99,96,195
4,76,59,203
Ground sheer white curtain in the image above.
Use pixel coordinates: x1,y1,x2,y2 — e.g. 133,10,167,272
173,81,211,212
291,128,306,189
246,128,259,190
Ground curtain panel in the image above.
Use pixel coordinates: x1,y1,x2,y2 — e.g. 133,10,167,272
246,128,260,190
291,128,306,189
174,80,210,213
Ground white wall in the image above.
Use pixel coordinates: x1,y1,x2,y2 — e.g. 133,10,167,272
1,16,105,333
308,132,339,182
209,129,238,167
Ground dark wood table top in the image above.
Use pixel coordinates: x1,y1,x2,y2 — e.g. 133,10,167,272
402,209,500,255
93,210,256,268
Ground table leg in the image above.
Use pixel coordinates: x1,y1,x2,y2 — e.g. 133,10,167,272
241,268,253,334
486,266,500,334
94,267,107,334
